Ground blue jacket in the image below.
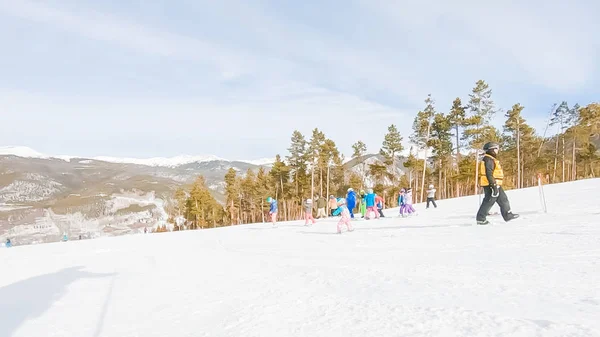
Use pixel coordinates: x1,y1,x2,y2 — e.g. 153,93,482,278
269,200,278,213
398,194,405,206
347,191,357,206
365,193,376,207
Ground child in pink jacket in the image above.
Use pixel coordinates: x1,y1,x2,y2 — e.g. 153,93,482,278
336,198,354,234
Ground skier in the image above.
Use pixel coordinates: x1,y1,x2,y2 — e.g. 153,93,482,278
359,190,367,218
476,142,519,225
376,194,385,217
267,196,278,227
364,188,380,220
346,188,357,219
303,198,317,226
5,238,12,248
398,189,406,217
426,184,438,208
315,195,327,219
399,188,416,217
405,188,417,215
328,195,338,216
336,198,354,234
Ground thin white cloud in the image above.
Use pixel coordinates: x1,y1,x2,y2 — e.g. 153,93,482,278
0,0,598,159
360,0,599,92
0,0,254,80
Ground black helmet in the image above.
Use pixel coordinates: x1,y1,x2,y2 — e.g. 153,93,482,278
483,142,499,151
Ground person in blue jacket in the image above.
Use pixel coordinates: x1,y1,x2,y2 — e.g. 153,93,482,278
267,197,278,227
364,188,379,219
5,238,12,248
346,188,357,218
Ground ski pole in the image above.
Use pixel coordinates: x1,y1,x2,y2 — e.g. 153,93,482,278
537,173,547,213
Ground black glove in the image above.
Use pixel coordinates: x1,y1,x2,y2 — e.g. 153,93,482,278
491,184,499,197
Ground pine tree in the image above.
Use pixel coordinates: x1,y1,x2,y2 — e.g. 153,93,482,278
504,103,525,188
410,94,436,202
379,124,404,185
447,98,466,197
462,80,498,195
307,128,326,201
351,140,368,188
224,167,240,224
448,97,466,159
463,80,497,150
188,176,223,228
286,130,309,212
255,167,271,223
550,101,578,182
268,154,290,220
428,112,453,198
174,188,187,218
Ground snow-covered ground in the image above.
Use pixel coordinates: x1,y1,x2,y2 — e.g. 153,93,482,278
1,179,599,337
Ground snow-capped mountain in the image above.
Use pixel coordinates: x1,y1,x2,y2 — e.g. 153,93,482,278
0,146,275,167
0,148,274,244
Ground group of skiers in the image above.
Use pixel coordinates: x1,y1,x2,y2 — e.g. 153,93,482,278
266,141,520,231
265,184,440,233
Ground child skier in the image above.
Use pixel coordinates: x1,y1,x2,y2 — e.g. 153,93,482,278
328,195,338,216
336,198,354,234
376,194,385,217
398,189,416,217
303,198,316,226
346,188,357,219
267,196,278,227
426,184,438,209
405,188,417,215
364,188,380,220
359,190,367,218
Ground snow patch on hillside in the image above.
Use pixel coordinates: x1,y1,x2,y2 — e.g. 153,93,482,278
0,178,63,202
92,154,227,167
0,203,31,212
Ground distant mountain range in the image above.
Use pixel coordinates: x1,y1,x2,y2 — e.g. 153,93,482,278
0,146,410,245
0,146,276,167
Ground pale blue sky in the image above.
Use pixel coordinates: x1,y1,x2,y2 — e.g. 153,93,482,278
1,0,599,160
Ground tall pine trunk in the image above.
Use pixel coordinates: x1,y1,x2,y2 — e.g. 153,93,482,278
516,118,521,188
553,136,559,182
562,135,565,182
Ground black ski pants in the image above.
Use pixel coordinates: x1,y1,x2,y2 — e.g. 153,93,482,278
476,185,512,221
426,197,437,208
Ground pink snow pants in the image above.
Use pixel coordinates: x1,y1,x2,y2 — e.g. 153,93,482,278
337,212,353,233
366,206,380,219
305,212,316,225
270,212,277,223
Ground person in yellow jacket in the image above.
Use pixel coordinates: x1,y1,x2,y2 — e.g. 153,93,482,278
476,142,519,225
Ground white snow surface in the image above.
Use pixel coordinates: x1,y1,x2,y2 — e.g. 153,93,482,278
0,146,274,167
1,179,600,337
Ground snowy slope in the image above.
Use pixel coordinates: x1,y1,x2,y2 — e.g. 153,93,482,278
1,179,599,337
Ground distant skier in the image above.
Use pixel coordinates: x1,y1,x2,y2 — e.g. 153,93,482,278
364,188,380,220
303,198,317,226
5,238,12,248
328,195,338,216
398,188,416,217
476,142,519,225
376,194,385,217
336,198,354,234
315,195,327,219
267,196,278,227
346,188,357,219
359,190,367,218
426,184,438,209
